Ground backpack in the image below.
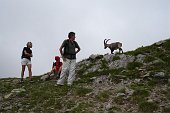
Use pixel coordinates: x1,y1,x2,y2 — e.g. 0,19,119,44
63,39,76,55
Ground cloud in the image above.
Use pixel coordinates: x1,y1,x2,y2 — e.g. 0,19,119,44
0,0,169,78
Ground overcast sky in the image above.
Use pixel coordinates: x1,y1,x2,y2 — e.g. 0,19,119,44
0,0,169,78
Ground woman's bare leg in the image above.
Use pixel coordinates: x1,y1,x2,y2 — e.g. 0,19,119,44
27,64,32,81
21,65,26,81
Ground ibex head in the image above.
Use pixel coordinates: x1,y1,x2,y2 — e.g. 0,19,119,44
104,39,111,49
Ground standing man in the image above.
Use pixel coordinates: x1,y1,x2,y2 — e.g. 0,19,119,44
21,42,33,82
57,32,80,86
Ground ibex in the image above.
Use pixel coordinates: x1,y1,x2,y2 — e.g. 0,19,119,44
104,39,123,54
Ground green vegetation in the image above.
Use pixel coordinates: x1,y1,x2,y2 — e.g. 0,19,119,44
131,89,150,104
1,39,170,113
144,55,156,63
73,86,92,97
114,95,125,105
120,69,140,78
125,45,151,56
138,101,159,113
70,102,93,113
163,105,170,113
100,59,109,69
108,106,121,113
127,62,143,70
112,56,120,61
95,90,111,102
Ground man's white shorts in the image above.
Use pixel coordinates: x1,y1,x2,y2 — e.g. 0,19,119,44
21,58,31,65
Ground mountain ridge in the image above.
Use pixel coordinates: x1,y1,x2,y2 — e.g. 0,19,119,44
0,38,170,113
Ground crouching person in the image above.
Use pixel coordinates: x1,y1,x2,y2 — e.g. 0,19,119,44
47,56,62,80
40,56,62,81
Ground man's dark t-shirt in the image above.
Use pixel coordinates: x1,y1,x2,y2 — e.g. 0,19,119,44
21,47,32,61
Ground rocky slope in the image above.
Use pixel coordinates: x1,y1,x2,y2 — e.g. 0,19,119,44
0,39,170,113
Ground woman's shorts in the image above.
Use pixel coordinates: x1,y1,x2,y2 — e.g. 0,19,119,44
21,58,31,65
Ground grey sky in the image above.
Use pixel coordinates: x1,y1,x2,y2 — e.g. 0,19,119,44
0,0,169,78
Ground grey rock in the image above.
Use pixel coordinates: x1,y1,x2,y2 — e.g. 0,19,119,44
89,54,103,60
105,102,112,110
90,77,97,80
4,105,12,110
143,73,150,77
11,88,26,93
87,64,101,73
103,54,115,62
134,79,141,83
116,93,126,97
114,75,127,79
126,88,134,96
40,74,49,81
4,93,13,99
153,72,165,78
155,40,166,46
93,75,110,86
109,54,135,69
4,88,26,99
12,79,19,84
136,54,145,63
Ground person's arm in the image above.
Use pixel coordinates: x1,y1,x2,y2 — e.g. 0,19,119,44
48,63,56,76
60,40,66,61
60,46,66,62
76,48,80,54
59,46,63,57
75,41,81,54
57,66,62,74
24,50,32,57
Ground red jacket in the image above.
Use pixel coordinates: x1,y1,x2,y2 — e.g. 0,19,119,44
53,56,62,73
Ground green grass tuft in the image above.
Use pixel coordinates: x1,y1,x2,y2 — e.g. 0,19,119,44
127,62,143,70
73,86,92,97
138,101,159,113
95,90,111,102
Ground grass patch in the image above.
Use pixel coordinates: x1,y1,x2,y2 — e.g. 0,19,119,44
127,62,143,70
95,90,111,102
121,69,140,78
144,55,156,63
163,39,170,51
114,96,124,105
145,61,165,72
151,61,165,70
163,105,170,113
116,87,126,94
125,45,151,56
138,101,159,113
64,100,76,109
100,59,109,69
131,89,149,103
109,68,124,75
76,63,96,76
73,86,92,97
70,102,93,113
164,88,170,100
130,82,152,91
75,71,103,83
108,106,121,113
112,56,120,61
130,83,150,104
